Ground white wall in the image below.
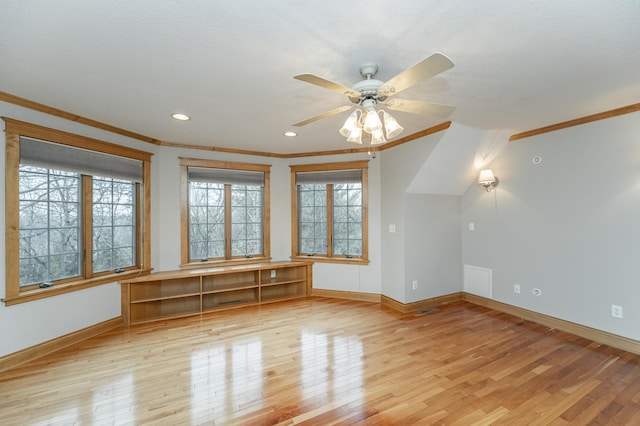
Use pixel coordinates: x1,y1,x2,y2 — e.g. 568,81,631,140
0,101,160,357
461,112,640,340
379,132,446,302
404,193,461,303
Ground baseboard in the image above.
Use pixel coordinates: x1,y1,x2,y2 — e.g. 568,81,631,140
381,292,463,313
463,293,640,355
0,316,123,373
311,288,381,303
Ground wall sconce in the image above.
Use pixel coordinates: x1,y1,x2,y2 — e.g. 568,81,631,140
478,169,499,192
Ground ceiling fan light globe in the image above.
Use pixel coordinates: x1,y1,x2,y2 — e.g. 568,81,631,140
363,110,383,133
382,111,404,139
385,125,404,139
339,111,360,137
370,129,386,145
346,127,363,144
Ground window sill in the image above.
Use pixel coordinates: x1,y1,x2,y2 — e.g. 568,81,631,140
2,269,152,306
180,257,272,270
291,255,369,266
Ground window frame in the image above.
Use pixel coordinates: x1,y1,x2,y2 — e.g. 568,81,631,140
290,160,369,264
179,157,271,267
3,117,152,306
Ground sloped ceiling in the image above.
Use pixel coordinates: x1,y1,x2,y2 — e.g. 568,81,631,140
1,1,639,155
406,124,510,195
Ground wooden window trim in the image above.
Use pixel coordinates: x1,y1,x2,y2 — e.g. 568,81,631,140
3,117,152,306
290,160,369,264
179,157,271,267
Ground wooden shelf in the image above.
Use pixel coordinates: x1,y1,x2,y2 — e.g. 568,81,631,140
202,282,258,294
261,278,305,287
131,292,201,304
120,261,312,324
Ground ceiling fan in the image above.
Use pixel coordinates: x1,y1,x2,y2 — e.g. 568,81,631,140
293,53,456,144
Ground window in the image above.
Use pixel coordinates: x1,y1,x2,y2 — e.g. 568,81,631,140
92,177,137,273
180,158,271,265
4,118,152,305
290,161,368,264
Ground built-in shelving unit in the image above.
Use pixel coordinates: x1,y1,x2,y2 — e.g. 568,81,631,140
120,261,312,325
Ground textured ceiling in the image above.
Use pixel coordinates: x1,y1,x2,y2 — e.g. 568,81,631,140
1,1,639,154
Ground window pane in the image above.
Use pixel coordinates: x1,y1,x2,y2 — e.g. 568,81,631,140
19,172,48,200
208,223,225,242
20,229,48,257
188,182,227,260
191,241,207,260
190,224,208,243
20,256,48,287
92,250,112,272
50,227,79,255
49,254,80,281
20,201,49,229
19,166,81,286
48,171,80,202
93,203,113,227
231,185,263,257
113,181,133,204
92,177,136,273
114,225,133,247
333,183,362,256
208,241,225,258
114,204,133,226
298,184,327,255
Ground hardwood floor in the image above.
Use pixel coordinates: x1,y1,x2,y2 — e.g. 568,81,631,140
2,297,640,425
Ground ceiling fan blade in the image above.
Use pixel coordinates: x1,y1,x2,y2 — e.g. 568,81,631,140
379,53,454,97
385,98,455,118
293,105,354,127
294,74,361,102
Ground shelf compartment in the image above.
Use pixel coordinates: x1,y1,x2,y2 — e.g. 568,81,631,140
261,282,306,302
129,277,200,302
202,288,259,311
260,266,306,285
202,271,258,293
130,295,201,323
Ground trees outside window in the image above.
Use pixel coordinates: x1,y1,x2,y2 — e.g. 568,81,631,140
290,161,368,264
92,177,136,274
180,158,270,265
4,118,151,305
19,167,81,286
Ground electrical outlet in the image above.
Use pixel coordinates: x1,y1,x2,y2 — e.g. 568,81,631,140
611,304,623,319
270,270,276,278
513,284,521,294
412,280,418,290
532,288,542,296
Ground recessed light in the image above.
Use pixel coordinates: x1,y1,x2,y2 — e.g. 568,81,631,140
284,131,297,137
171,113,191,121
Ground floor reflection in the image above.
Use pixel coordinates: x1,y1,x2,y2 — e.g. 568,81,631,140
301,330,364,406
92,374,135,424
190,337,263,422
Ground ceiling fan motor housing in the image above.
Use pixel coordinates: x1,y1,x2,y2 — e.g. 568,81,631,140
351,63,389,103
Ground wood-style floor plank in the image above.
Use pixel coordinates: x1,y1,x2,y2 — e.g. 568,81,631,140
2,298,640,425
